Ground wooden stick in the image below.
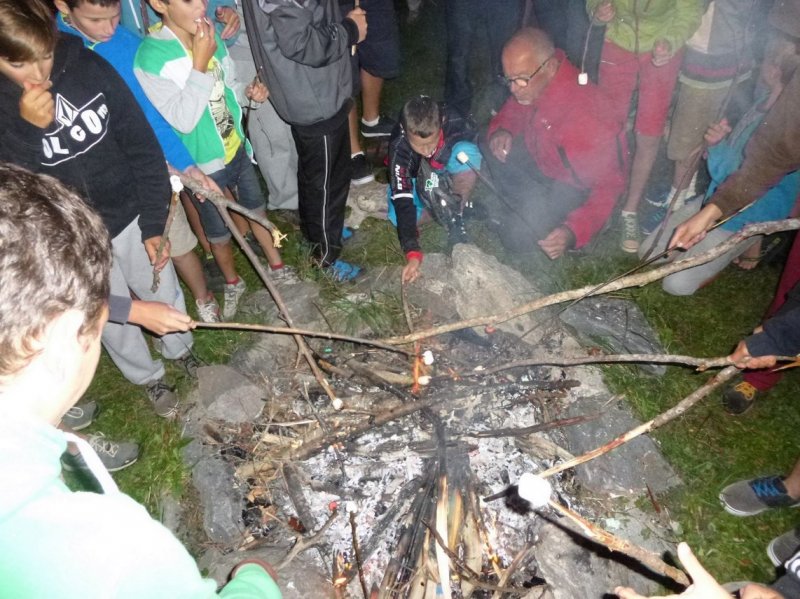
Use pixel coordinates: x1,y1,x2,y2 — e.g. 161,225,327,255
538,365,739,479
178,173,340,408
546,499,690,586
194,321,410,355
380,219,800,345
349,510,369,599
471,353,798,376
151,180,182,292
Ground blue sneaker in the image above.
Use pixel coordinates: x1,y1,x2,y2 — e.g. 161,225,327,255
342,226,354,242
326,259,363,282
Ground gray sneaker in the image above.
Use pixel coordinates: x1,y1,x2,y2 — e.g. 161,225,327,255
270,264,299,284
145,379,179,418
62,432,139,473
223,278,247,320
719,475,800,517
620,210,640,254
768,527,800,567
175,353,201,378
61,400,97,431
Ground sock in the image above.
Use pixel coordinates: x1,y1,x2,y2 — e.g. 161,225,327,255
351,151,365,159
225,276,239,285
621,210,637,217
361,116,379,127
269,262,284,271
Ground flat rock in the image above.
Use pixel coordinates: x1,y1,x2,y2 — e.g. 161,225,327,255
197,365,264,424
345,180,388,229
192,456,244,545
560,296,666,376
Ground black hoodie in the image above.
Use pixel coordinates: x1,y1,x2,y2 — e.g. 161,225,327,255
0,33,169,240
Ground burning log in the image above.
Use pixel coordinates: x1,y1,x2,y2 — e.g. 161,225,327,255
381,218,800,346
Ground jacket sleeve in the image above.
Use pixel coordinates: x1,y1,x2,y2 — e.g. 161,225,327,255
268,4,354,68
388,133,422,256
745,283,800,358
560,121,626,247
135,41,216,134
96,53,170,240
661,0,704,54
0,105,47,172
219,563,282,598
709,69,800,217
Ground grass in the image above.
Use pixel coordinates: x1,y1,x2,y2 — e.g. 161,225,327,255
78,0,799,587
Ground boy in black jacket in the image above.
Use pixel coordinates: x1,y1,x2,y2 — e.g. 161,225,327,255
0,0,193,418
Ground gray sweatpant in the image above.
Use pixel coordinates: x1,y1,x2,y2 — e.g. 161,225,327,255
102,218,193,385
639,199,758,296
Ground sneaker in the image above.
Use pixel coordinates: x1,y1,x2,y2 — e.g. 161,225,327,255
203,254,225,293
360,115,395,138
342,226,354,242
768,527,800,567
175,353,201,378
222,278,247,320
448,214,469,246
145,379,179,418
325,259,363,283
270,265,300,283
719,475,800,517
351,153,374,186
723,379,760,415
620,211,640,253
62,432,139,473
61,400,97,431
195,296,220,323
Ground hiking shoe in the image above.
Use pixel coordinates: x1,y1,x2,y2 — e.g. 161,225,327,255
448,214,469,246
719,475,800,517
202,254,225,293
62,432,139,473
223,278,247,320
620,211,640,253
175,353,201,378
723,379,760,415
270,265,299,283
360,115,395,138
768,527,800,567
145,379,179,418
61,400,97,431
351,153,374,186
325,259,363,283
195,296,220,323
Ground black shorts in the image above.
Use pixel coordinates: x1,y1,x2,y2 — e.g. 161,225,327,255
340,0,401,79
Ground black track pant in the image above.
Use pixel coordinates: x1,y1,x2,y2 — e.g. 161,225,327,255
291,117,352,267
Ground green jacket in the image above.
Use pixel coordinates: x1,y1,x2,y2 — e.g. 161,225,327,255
0,409,281,598
587,0,703,54
134,25,251,175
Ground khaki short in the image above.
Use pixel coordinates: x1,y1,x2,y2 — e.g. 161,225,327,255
667,82,731,161
169,199,198,257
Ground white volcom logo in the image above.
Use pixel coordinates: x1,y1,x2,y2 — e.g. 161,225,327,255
41,93,109,166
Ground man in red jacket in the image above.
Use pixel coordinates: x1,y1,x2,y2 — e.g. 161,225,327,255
485,28,626,259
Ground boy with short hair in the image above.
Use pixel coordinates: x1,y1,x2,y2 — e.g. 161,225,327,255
0,0,192,418
387,95,481,283
55,0,223,324
134,0,291,319
0,162,282,598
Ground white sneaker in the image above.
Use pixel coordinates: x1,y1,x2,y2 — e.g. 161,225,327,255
195,296,221,323
270,265,299,284
223,278,247,320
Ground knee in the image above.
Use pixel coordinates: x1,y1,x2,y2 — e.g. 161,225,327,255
662,275,698,296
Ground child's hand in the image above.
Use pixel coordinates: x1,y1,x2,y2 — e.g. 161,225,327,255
215,6,241,40
651,39,673,67
538,226,572,259
20,80,54,129
594,1,615,23
347,7,368,43
144,235,172,272
192,18,218,73
402,257,421,284
246,81,269,103
703,118,731,146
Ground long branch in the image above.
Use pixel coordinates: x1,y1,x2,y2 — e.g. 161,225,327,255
471,353,798,376
381,219,800,345
194,321,410,355
180,173,340,407
538,365,739,479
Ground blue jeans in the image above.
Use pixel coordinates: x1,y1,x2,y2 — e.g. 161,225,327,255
194,145,266,243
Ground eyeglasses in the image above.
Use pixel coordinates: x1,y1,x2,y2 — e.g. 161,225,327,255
500,55,554,88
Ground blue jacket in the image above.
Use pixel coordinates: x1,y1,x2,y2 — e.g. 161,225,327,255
704,96,800,232
57,14,194,171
